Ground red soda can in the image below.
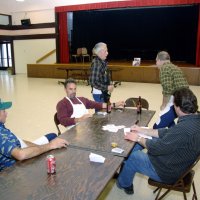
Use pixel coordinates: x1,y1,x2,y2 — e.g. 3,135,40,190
46,155,56,174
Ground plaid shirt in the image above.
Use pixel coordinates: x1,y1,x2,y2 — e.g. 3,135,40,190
89,56,111,91
160,62,189,96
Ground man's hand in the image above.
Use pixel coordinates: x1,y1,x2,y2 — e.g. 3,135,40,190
108,85,114,93
75,114,93,123
124,132,139,142
49,138,69,149
130,125,142,133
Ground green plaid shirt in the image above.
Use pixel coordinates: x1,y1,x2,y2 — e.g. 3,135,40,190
160,62,189,96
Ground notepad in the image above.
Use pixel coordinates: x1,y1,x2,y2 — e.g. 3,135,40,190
111,147,124,154
89,153,105,163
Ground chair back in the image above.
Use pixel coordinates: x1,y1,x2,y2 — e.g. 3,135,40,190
176,155,200,184
54,113,61,135
148,155,200,200
81,47,88,55
125,97,149,110
77,48,82,55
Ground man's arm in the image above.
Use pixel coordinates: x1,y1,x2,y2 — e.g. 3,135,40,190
124,132,148,148
57,99,76,127
11,138,68,161
131,125,159,138
124,126,159,148
161,95,171,110
160,67,173,110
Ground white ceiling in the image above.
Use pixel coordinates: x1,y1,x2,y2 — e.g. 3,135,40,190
0,0,121,14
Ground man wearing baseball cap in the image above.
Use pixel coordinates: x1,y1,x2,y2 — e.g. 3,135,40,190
0,99,68,171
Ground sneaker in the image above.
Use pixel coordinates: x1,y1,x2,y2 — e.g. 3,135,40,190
116,180,134,195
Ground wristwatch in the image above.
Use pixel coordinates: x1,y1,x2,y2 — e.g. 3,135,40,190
137,136,142,142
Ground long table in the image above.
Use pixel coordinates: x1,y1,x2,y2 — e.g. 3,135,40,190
0,108,155,200
61,109,155,157
0,148,123,200
57,66,122,85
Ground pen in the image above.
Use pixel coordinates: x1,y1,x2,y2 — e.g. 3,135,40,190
130,120,139,132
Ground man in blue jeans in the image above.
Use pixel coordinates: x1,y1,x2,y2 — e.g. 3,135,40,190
89,42,114,104
117,88,200,195
0,99,68,171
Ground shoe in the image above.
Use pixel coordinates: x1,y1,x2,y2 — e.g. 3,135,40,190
116,180,134,195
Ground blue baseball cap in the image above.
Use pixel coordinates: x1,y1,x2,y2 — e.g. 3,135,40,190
0,99,12,110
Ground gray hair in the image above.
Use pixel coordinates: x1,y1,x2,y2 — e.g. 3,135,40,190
157,51,170,61
64,78,77,88
92,42,107,55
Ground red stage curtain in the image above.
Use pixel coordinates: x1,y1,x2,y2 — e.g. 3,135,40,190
56,0,200,64
196,5,200,67
55,0,200,12
58,12,69,63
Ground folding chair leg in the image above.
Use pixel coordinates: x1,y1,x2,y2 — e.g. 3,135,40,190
153,187,160,193
156,189,171,200
155,188,162,200
192,182,198,200
182,192,187,200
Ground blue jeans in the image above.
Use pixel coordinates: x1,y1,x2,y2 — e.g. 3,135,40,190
153,105,177,129
45,133,57,141
93,94,104,112
117,145,162,188
92,94,104,103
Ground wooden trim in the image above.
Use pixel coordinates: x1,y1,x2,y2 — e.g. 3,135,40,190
0,23,55,30
0,34,56,41
27,64,200,85
36,49,56,63
10,40,15,75
13,34,56,40
0,35,12,40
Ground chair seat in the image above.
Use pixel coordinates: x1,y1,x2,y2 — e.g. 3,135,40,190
148,170,195,193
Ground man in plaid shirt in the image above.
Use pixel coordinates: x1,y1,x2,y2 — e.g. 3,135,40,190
89,42,114,103
153,51,189,129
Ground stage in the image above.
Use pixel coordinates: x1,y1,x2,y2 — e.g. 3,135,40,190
27,60,200,85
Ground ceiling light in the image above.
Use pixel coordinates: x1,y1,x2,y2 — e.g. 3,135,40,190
16,0,25,2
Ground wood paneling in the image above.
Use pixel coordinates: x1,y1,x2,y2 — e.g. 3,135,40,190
0,23,55,30
27,64,200,85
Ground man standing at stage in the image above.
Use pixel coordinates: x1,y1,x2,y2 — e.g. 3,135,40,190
89,42,114,103
153,51,189,129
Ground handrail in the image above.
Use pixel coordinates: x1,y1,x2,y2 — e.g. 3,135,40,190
36,49,56,63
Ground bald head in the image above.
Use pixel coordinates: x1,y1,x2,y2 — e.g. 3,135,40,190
157,51,170,61
156,51,171,67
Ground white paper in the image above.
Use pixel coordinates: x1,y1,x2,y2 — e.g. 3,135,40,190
102,124,125,133
124,128,131,134
89,153,105,163
111,148,124,154
97,111,107,116
123,127,152,139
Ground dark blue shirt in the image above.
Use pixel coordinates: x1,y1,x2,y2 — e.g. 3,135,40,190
0,122,21,171
146,114,200,184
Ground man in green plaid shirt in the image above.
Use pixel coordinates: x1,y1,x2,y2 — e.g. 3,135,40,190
153,51,189,129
